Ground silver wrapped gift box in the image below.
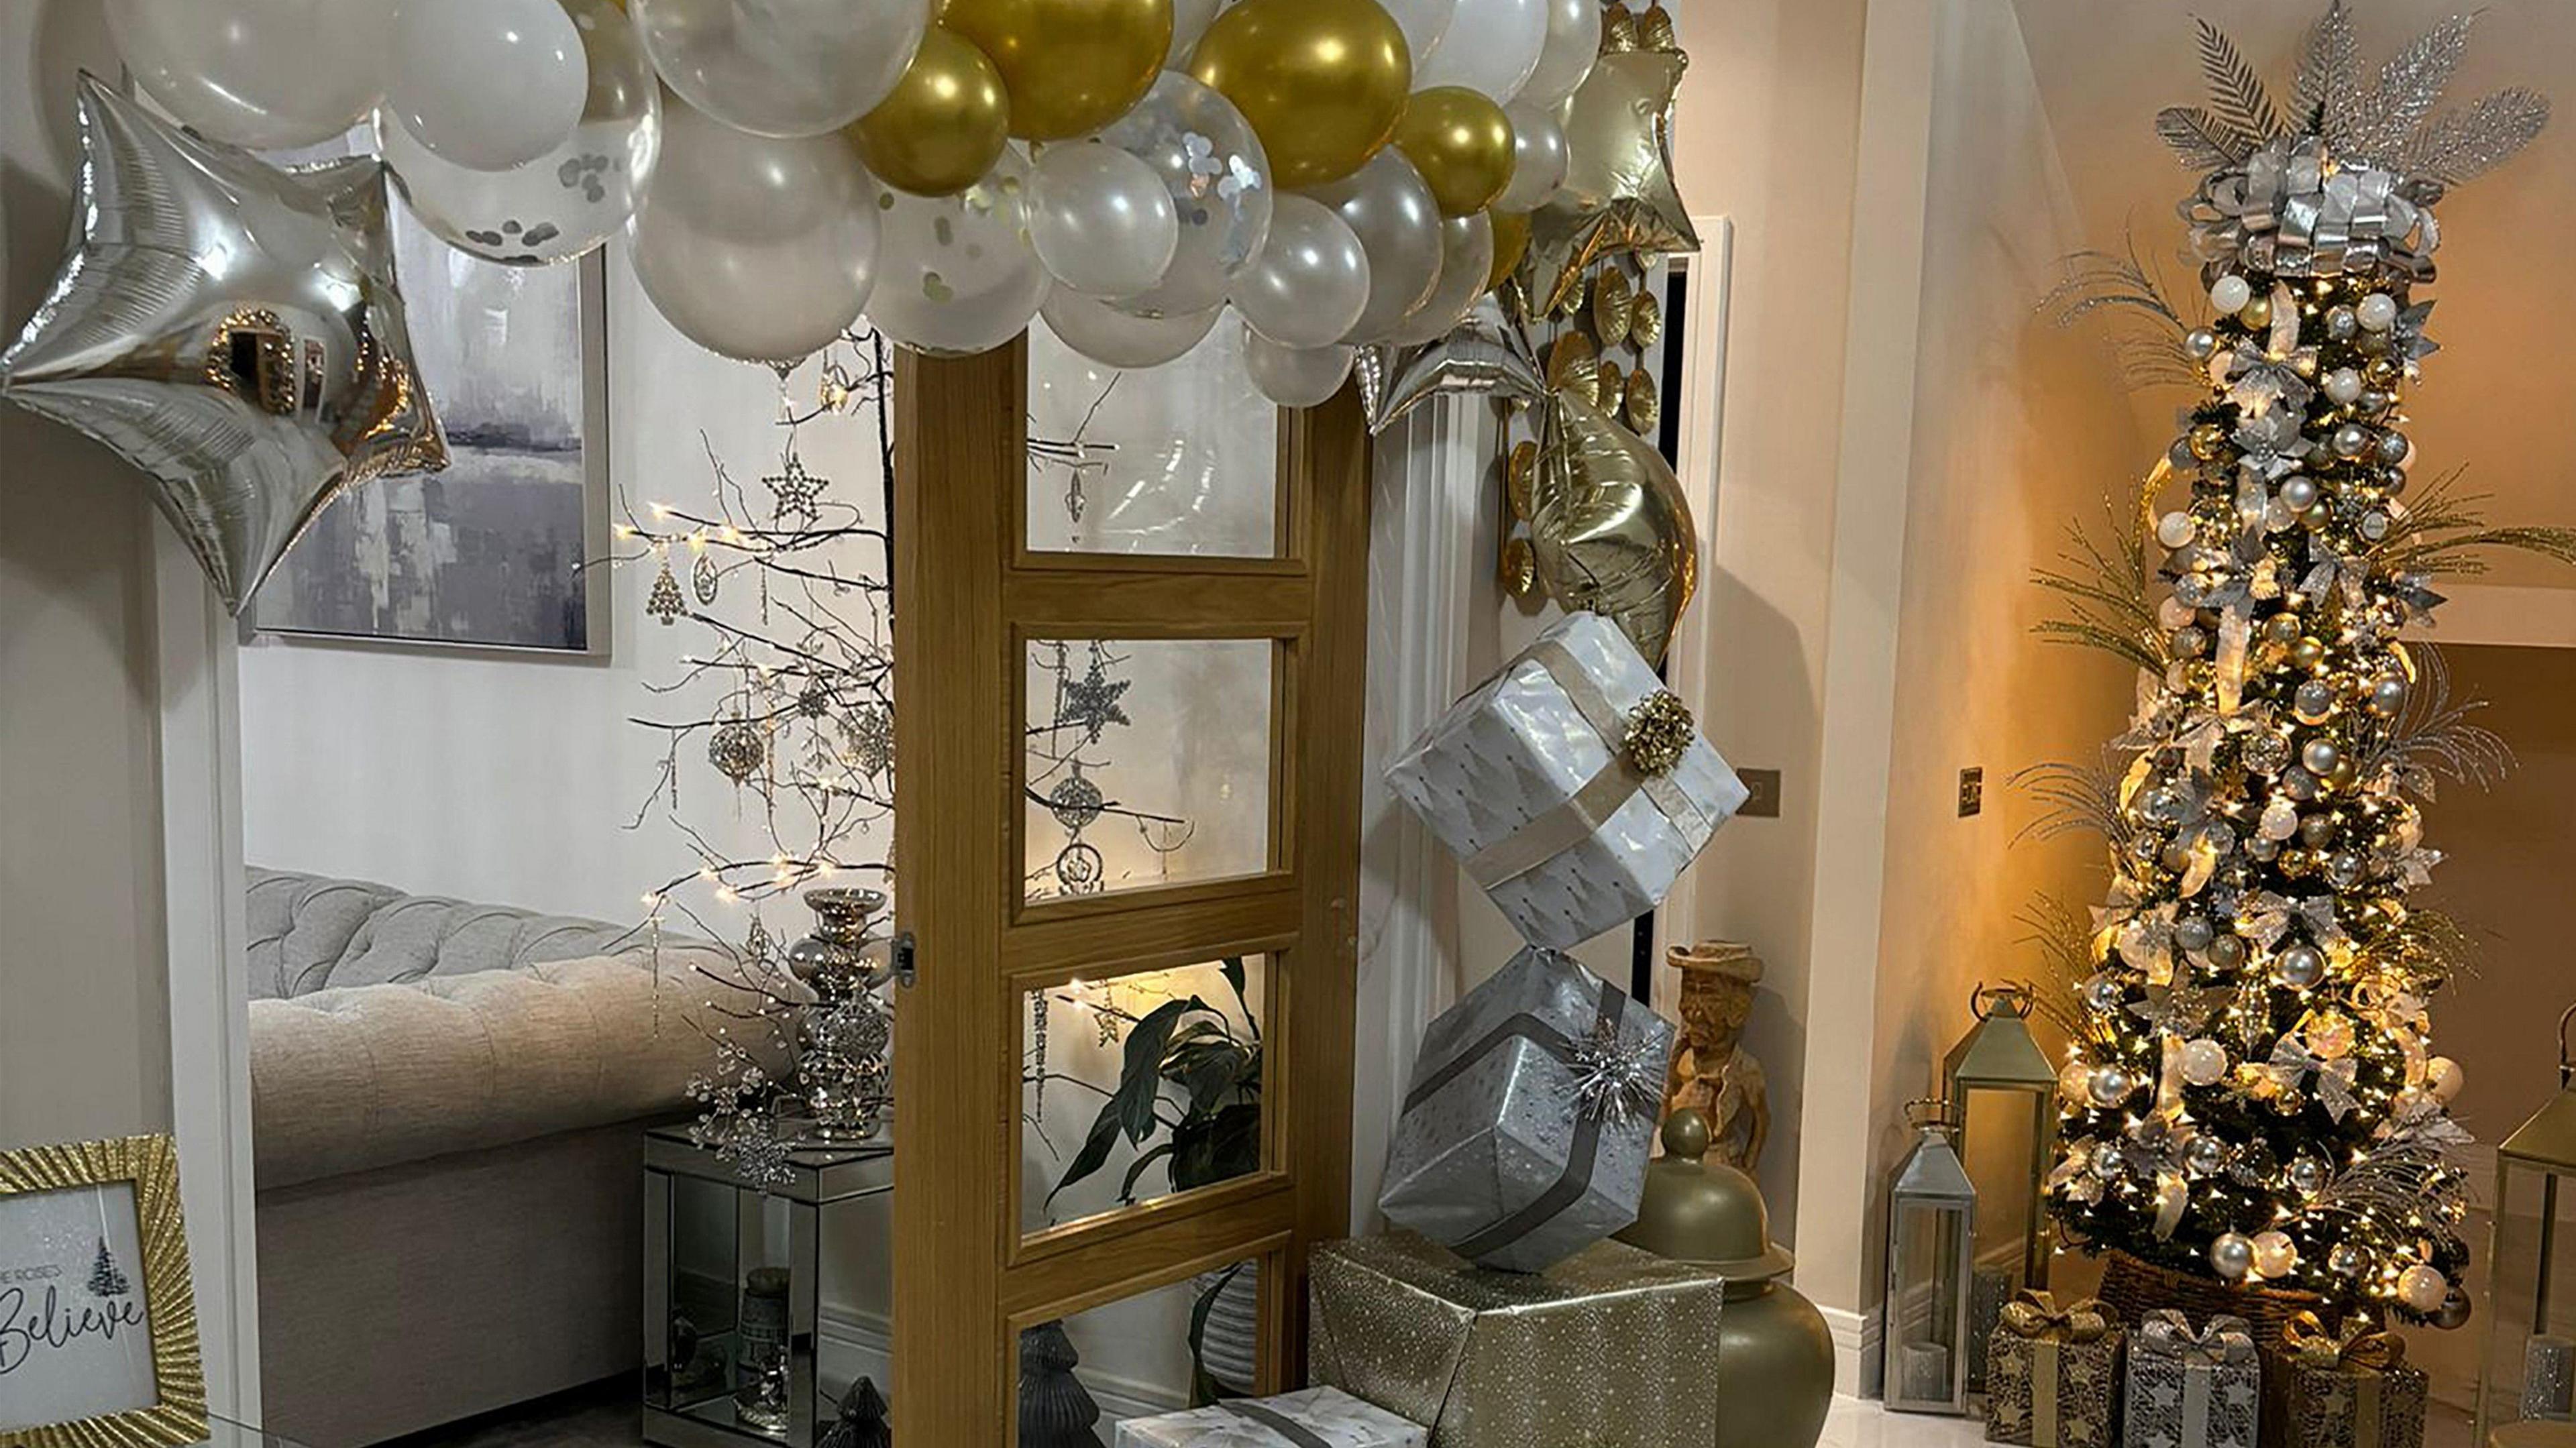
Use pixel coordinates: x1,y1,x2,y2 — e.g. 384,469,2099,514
1113,1386,1428,1447
1385,610,1747,949
1377,947,1675,1272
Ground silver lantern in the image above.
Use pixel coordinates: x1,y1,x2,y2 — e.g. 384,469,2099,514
1884,1097,1977,1416
2477,1003,2576,1445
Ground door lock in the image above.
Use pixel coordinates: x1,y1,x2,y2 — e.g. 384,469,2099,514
893,930,918,989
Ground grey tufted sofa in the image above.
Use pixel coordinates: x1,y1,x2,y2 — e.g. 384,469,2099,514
246,869,764,1446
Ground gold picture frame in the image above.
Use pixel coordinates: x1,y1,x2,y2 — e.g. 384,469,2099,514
0,1135,207,1447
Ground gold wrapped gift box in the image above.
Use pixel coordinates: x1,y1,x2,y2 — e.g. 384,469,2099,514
1307,1231,1724,1447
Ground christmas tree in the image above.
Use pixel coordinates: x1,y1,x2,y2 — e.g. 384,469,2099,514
2037,4,2568,1323
1016,1321,1105,1448
87,1239,129,1298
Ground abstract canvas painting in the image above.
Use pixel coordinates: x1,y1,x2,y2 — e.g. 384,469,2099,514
256,194,607,653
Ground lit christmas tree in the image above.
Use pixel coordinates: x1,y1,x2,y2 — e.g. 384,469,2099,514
2035,4,2568,1324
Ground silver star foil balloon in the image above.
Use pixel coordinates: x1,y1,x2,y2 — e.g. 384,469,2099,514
2,73,445,614
1352,296,1545,433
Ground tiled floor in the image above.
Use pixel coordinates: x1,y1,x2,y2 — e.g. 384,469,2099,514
1824,1395,2477,1447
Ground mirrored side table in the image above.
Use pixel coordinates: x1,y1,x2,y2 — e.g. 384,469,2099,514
643,1124,894,1448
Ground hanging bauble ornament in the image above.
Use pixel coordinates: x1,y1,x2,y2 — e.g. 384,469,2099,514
2328,1243,2370,1278
2206,934,2247,972
2294,680,2337,723
648,557,686,624
0,76,445,616
2208,274,2252,313
2436,1286,2474,1330
2059,1060,2096,1104
2210,1233,2255,1282
1529,386,1697,665
946,0,1173,141
2276,945,2326,991
846,27,1011,199
710,720,769,784
2186,1135,2229,1178
2085,1065,2136,1109
2252,1231,2298,1279
1189,0,1413,189
2179,1039,2229,1087
2427,1056,2466,1103
1047,772,1106,830
1393,87,1517,217
692,551,720,606
2357,293,2400,331
2398,1264,2447,1313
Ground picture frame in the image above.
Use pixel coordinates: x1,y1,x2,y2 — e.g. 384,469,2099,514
0,1135,206,1448
243,125,614,657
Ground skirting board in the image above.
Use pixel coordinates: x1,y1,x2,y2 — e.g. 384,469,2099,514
1825,1303,1872,1400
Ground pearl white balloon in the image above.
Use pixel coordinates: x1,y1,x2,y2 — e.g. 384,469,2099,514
1232,195,1370,349
1381,0,1460,66
869,150,1053,356
627,97,880,361
1386,209,1493,344
1515,0,1601,107
1040,292,1222,370
1301,150,1443,343
634,0,929,138
1240,321,1354,406
1030,144,1181,300
1413,0,1547,103
1495,102,1568,211
380,0,660,265
386,0,588,172
106,0,394,151
1099,72,1275,319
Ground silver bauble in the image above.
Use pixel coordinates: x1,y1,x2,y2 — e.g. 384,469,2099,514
2302,739,2342,776
2175,915,2216,952
2086,1066,2137,1109
2435,1285,2473,1329
2295,681,2337,722
2329,1242,2370,1277
2206,934,2247,971
2332,423,2371,458
2398,1263,2447,1313
2288,1156,2329,1195
2210,1232,2255,1281
2277,944,2326,989
2279,476,2319,510
2186,1134,2229,1176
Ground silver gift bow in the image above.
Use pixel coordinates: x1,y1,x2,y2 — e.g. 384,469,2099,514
2186,135,2442,280
2138,1310,2259,1367
1568,1017,1667,1126
2267,1034,2361,1121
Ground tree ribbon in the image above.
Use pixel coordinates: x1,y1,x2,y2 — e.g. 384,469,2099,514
2185,134,2440,280
1460,639,1711,891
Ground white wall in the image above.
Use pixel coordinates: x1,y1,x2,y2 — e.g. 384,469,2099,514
0,1,172,1154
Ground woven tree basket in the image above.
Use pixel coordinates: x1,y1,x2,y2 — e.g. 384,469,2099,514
2096,1248,2326,1354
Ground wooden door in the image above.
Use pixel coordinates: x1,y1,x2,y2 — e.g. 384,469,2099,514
890,335,1371,1440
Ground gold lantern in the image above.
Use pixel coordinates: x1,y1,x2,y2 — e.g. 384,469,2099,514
2477,1004,2576,1445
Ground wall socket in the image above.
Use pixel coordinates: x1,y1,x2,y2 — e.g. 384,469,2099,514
1957,767,1984,818
1737,768,1782,818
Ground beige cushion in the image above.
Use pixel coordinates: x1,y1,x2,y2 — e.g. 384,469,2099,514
250,947,763,1189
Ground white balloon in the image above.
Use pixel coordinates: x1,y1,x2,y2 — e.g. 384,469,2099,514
1412,0,1546,103
635,0,928,139
1387,210,1493,344
1102,73,1275,319
1515,0,1601,108
627,97,879,361
1381,0,1460,67
1168,0,1224,66
1030,144,1181,300
1301,150,1444,343
1240,321,1353,407
1040,292,1223,370
1231,196,1370,349
1495,102,1568,211
380,0,660,265
386,0,588,172
107,0,394,151
869,150,1053,356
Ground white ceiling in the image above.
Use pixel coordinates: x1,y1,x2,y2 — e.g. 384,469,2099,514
2007,0,2576,588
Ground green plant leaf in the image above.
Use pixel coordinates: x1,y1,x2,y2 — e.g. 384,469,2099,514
1221,957,1258,1042
1047,1097,1128,1207
1171,1101,1262,1192
1117,1141,1177,1203
1113,996,1203,1143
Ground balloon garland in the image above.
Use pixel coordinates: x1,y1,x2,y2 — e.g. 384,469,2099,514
8,0,1702,622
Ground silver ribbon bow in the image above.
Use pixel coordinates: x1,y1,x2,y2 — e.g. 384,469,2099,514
2267,1033,2361,1121
2139,1310,2259,1367
2187,135,2441,280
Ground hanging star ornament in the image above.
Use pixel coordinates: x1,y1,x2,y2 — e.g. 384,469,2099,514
763,451,827,526
0,73,444,615
1520,27,1699,319
1059,654,1133,744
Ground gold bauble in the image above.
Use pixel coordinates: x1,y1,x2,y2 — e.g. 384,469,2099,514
1531,386,1697,665
2189,422,2229,460
1487,208,1531,292
946,0,1169,140
847,27,1012,197
1393,86,1515,217
1188,0,1411,188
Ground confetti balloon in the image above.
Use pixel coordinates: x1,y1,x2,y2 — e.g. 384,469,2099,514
868,150,1053,356
1097,72,1275,318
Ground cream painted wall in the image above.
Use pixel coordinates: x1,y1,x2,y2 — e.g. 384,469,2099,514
0,1,172,1154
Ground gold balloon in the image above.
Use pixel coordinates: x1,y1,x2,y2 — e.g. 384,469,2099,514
1188,0,1410,189
946,0,1171,140
848,27,1012,197
1393,87,1515,217
1487,208,1531,292
1523,44,1698,316
1530,387,1697,665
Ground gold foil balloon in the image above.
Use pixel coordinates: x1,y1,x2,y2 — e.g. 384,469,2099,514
1487,208,1532,291
1530,387,1697,665
847,27,1011,197
1393,86,1515,217
1188,0,1411,189
947,0,1172,140
1523,43,1697,315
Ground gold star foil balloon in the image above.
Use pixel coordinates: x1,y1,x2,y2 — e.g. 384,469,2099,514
1530,387,1697,665
1,74,445,614
1522,38,1697,317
